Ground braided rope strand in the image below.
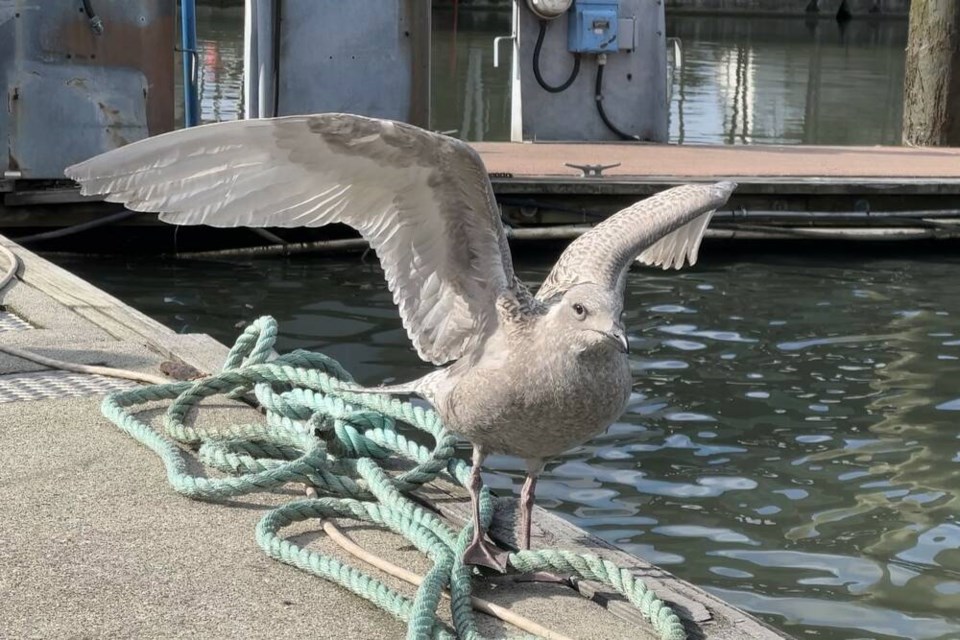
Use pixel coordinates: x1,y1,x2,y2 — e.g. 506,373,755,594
100,316,686,640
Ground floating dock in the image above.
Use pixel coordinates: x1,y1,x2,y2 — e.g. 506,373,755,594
0,234,791,639
4,142,960,248
478,142,960,240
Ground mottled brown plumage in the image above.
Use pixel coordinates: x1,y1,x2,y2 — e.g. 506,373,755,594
65,113,736,570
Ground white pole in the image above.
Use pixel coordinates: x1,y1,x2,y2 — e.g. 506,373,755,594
243,0,260,118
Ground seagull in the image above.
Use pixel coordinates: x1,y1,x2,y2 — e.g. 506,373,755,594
66,113,735,571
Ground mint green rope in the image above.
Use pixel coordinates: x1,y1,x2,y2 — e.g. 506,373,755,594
100,316,686,640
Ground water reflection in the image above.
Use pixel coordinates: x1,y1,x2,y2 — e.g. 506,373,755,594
431,8,513,141
52,251,960,639
191,8,909,146
196,6,245,123
669,16,907,145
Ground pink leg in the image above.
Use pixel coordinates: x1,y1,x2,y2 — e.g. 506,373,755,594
519,473,537,550
462,446,509,572
519,458,545,550
511,460,571,585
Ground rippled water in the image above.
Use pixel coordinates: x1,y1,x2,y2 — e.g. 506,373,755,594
53,250,960,639
190,8,908,145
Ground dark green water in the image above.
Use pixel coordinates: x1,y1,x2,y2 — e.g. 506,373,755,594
52,250,960,640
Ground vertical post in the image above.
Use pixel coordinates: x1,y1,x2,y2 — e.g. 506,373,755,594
406,0,431,129
180,0,200,126
902,0,960,146
243,0,260,118
256,0,278,118
509,1,523,142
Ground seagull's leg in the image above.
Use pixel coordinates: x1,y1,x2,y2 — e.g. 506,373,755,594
462,445,510,572
518,458,545,551
511,459,572,586
518,474,537,550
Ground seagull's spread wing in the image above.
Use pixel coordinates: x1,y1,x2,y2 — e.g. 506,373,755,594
66,114,519,365
536,182,736,302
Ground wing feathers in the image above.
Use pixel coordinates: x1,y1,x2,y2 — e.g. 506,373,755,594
638,210,714,270
66,114,519,365
537,182,735,302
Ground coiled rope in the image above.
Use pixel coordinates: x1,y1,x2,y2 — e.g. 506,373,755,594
101,316,686,640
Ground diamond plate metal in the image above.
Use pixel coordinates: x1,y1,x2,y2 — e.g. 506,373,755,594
0,370,137,404
0,309,33,332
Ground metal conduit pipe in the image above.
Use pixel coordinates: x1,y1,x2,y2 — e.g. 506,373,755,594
498,197,960,223
11,209,142,244
170,224,960,259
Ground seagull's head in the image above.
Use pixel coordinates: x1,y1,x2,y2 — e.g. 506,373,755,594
547,283,629,356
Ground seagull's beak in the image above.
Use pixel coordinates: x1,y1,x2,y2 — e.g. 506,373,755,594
606,324,629,354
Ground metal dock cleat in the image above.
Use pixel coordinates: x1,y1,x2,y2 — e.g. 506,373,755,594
565,162,621,177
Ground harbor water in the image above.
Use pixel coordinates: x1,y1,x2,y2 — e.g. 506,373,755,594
54,249,960,640
193,6,908,145
69,6,958,640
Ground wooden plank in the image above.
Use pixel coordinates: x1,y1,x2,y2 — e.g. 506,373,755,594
1,236,174,342
472,141,960,180
415,476,792,640
0,236,229,375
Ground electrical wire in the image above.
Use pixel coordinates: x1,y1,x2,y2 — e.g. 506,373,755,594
12,209,141,244
594,56,641,141
0,243,20,293
81,0,104,34
533,20,581,93
0,343,172,386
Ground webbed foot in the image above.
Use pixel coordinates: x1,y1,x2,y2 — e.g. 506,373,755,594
463,537,510,572
509,571,574,587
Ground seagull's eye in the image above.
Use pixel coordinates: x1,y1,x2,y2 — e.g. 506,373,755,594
572,303,586,317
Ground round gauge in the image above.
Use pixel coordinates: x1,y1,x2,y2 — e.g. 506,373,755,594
526,0,573,20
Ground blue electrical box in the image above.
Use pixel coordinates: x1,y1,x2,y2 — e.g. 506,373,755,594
567,0,619,53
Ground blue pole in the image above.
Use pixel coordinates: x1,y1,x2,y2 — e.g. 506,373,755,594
180,0,199,127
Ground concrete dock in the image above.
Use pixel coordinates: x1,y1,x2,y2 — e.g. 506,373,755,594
473,142,960,241
0,235,790,639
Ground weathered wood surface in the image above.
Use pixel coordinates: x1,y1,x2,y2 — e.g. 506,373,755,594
0,235,228,375
474,141,960,183
416,476,791,640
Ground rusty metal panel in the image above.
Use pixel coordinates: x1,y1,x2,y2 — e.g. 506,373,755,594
10,62,150,177
2,0,175,179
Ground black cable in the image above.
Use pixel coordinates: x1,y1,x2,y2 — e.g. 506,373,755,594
594,61,640,141
81,0,104,34
533,20,580,93
13,209,140,244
